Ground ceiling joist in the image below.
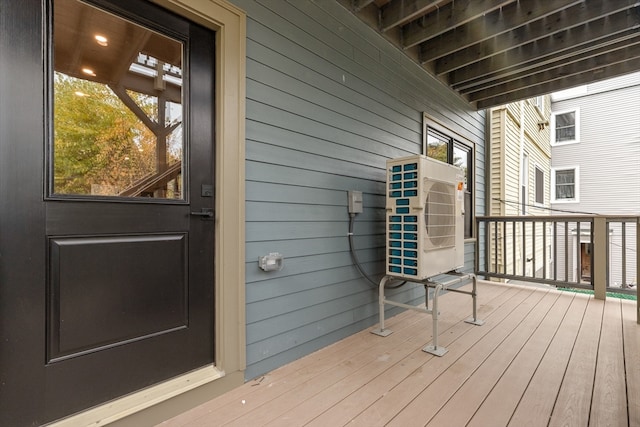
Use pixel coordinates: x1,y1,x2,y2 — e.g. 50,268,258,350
337,0,640,109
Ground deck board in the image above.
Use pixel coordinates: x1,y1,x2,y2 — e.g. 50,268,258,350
350,286,539,427
548,297,605,427
157,282,638,427
506,293,588,427
622,300,640,426
590,298,627,427
465,293,587,427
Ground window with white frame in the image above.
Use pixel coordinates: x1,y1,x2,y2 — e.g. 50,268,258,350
423,116,474,238
552,167,579,202
532,96,544,111
551,109,580,144
535,166,544,205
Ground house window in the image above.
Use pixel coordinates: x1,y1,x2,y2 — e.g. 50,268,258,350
532,96,544,110
424,121,474,238
535,166,544,204
551,109,580,144
552,167,579,202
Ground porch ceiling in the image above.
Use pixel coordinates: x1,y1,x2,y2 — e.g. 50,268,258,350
336,0,640,110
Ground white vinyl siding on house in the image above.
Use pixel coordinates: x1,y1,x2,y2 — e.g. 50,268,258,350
551,72,640,290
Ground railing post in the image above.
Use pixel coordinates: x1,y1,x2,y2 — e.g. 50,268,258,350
593,216,607,300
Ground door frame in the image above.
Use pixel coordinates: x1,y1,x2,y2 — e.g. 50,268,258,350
48,0,246,424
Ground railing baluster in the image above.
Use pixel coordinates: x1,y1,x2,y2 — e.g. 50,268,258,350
503,220,507,275
564,221,569,283
532,221,536,278
622,221,627,289
512,221,516,277
576,221,581,285
494,221,498,274
553,222,557,281
522,221,526,277
542,221,547,280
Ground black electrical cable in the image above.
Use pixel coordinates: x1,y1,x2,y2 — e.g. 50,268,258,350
348,214,406,289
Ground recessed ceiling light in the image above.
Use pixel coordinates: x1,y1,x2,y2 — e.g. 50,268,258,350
74,91,89,97
82,68,96,76
94,34,108,46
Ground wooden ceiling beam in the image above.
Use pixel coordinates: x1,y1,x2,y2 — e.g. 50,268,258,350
435,0,638,75
387,0,513,38
449,9,640,90
476,56,640,109
468,39,640,102
380,0,441,32
352,0,377,12
415,0,582,60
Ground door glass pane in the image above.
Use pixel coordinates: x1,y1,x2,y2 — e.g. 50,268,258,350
52,0,184,199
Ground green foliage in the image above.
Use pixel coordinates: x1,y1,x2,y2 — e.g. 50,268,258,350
53,73,159,195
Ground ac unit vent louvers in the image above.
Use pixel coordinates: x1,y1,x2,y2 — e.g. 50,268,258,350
424,181,456,250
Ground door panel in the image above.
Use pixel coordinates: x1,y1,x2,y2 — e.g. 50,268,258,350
0,0,215,424
48,233,187,361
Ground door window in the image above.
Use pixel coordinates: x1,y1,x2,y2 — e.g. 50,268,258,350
52,0,184,199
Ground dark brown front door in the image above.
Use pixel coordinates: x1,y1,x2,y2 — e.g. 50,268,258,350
0,0,215,424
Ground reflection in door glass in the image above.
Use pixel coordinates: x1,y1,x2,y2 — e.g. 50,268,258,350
52,0,184,199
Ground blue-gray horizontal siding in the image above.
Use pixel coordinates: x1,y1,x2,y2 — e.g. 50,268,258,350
232,0,486,380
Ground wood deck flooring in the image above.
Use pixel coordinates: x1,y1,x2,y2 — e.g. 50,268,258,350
158,282,639,427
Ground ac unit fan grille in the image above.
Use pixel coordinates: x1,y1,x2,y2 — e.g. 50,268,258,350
424,181,456,250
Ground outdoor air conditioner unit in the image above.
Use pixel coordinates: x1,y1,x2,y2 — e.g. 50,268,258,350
386,154,465,280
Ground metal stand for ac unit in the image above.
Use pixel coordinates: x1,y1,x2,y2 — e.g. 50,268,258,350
371,272,484,356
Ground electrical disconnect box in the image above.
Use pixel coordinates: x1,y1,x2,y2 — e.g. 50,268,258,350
348,190,363,214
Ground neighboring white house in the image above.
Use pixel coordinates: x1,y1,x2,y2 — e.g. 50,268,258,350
551,72,640,287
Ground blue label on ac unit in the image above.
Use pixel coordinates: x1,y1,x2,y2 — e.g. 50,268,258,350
396,207,409,214
389,216,401,223
403,259,417,266
404,268,417,275
389,224,401,231
404,216,417,222
389,232,401,239
404,172,417,179
403,163,417,171
404,181,417,188
391,165,402,172
389,266,402,273
396,199,409,206
389,190,402,198
404,224,417,231
404,250,417,258
404,242,417,249
389,249,401,256
390,182,402,189
389,258,401,265
404,190,417,197
389,241,401,247
391,173,402,181
404,233,417,240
